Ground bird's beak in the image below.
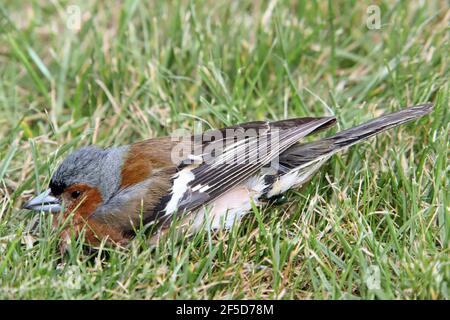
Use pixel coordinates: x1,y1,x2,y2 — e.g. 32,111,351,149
23,188,62,213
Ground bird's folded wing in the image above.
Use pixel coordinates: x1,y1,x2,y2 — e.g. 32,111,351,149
157,116,336,219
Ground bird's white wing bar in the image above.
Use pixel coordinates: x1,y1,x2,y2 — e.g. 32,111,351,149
164,167,195,215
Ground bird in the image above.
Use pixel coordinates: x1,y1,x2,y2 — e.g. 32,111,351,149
23,103,433,253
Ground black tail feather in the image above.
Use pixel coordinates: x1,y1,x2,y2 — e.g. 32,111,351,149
279,103,433,169
324,103,433,149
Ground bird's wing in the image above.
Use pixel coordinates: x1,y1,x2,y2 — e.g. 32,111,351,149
155,116,336,220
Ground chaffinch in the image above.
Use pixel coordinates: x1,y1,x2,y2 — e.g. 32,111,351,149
23,103,433,252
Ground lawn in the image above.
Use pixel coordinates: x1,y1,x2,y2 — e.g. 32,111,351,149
0,0,448,299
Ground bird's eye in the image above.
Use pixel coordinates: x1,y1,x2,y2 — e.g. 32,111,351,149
71,190,81,199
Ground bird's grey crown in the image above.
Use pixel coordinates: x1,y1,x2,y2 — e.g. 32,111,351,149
50,145,129,202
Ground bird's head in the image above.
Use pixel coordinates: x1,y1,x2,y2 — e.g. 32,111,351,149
23,146,127,221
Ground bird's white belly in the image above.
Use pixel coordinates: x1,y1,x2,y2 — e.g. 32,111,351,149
188,158,328,232
191,175,267,231
266,157,329,198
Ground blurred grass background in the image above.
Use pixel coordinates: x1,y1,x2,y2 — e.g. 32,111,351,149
0,0,448,299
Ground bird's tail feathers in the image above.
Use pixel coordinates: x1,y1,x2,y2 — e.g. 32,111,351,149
321,103,433,151
279,103,433,170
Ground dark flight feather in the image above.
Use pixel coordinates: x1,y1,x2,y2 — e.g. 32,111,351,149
162,116,336,217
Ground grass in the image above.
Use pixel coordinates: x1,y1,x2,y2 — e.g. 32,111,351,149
0,0,448,299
